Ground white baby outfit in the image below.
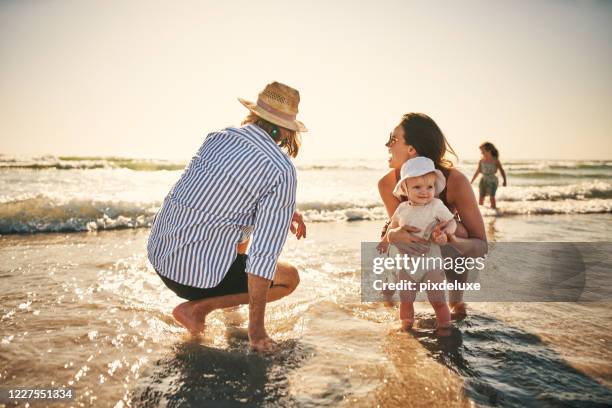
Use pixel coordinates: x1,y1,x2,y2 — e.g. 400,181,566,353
390,198,454,282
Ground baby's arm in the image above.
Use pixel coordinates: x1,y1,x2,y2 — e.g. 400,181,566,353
432,219,456,244
443,219,457,235
432,199,457,244
432,222,451,244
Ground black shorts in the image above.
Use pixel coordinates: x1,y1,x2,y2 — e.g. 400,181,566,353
157,254,254,301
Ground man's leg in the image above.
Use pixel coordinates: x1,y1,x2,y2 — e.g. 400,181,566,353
172,261,299,335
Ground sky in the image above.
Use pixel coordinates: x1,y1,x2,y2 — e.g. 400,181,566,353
1,0,611,162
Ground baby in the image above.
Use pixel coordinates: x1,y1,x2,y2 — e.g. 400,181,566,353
383,157,457,335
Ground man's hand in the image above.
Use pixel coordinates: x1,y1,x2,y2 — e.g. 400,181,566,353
290,211,306,240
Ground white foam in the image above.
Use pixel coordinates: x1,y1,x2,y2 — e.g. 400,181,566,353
480,199,612,216
0,194,157,233
496,181,612,201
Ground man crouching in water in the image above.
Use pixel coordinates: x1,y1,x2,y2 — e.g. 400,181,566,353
147,82,307,352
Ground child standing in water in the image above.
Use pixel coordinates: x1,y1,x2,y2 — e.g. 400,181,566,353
471,142,507,209
382,157,457,336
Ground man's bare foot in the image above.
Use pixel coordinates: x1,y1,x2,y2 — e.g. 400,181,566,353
248,325,278,353
172,301,211,335
400,319,414,332
249,335,278,353
450,302,467,321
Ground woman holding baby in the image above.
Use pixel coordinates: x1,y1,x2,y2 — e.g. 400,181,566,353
378,113,487,328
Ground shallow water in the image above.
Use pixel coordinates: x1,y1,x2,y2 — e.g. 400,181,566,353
1,217,611,407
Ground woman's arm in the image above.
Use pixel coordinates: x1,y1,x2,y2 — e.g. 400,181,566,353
378,170,401,218
470,160,481,184
496,159,507,186
385,219,400,242
446,169,488,257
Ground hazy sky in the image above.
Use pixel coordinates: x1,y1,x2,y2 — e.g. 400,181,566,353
1,0,611,161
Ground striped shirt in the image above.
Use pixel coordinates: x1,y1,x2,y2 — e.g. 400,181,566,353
147,124,297,288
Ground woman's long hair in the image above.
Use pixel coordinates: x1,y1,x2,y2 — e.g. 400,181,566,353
242,113,301,158
399,113,457,170
479,142,499,159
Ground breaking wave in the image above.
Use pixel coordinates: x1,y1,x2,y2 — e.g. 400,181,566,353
1,192,610,234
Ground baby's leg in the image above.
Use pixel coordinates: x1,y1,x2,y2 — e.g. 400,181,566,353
426,270,451,330
381,248,398,304
398,270,417,330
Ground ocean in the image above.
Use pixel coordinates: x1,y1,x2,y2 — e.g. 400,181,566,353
1,155,611,407
0,156,611,233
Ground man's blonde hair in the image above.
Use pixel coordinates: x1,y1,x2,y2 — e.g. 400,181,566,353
241,113,301,158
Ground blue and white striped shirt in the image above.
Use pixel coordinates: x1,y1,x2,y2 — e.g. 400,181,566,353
147,124,297,288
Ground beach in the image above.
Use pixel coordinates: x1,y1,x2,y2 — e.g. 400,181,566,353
1,158,612,406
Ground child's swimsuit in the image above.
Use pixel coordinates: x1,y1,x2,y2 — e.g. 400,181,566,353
478,161,498,197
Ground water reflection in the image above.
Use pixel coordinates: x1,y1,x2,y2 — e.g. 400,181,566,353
413,314,612,406
132,338,312,407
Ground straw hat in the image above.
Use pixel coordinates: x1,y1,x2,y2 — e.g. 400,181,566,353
238,82,307,132
393,157,446,198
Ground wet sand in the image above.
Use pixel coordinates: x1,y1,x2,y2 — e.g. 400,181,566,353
1,216,611,407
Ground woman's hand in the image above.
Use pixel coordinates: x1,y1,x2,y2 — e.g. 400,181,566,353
376,240,390,254
290,211,306,240
387,225,429,255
